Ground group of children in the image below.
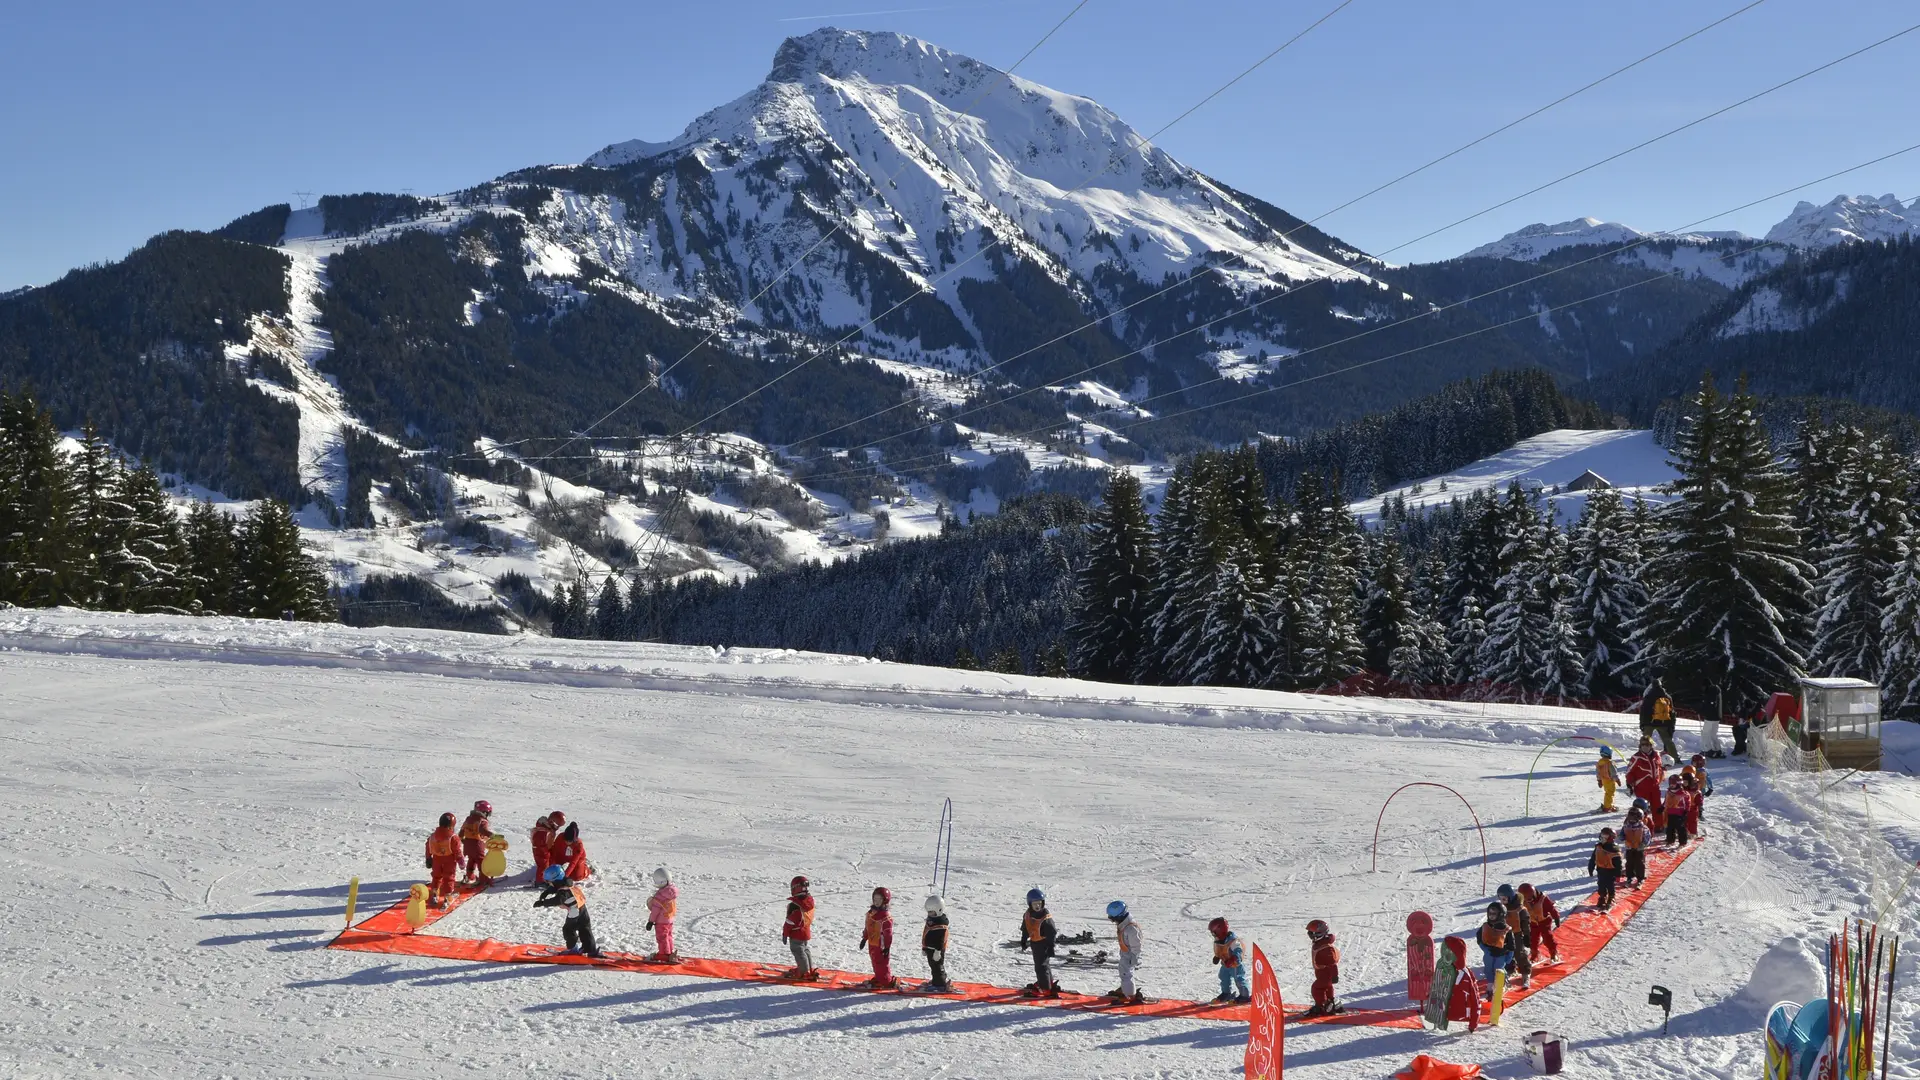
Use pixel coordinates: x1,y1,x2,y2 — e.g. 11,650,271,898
1588,742,1712,910
422,800,500,907
1471,883,1564,999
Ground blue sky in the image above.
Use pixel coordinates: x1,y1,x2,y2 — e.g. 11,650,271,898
3,0,1916,290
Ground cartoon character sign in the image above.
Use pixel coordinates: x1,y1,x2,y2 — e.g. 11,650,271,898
1406,911,1436,1001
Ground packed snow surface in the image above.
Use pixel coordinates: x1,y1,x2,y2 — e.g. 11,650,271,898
4,610,1918,1078
1351,428,1679,525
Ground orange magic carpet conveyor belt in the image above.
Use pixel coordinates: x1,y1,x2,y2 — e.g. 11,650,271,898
329,839,1700,1029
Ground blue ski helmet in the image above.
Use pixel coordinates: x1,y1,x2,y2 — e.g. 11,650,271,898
1106,900,1128,920
1600,745,1614,759
1497,884,1515,901
1026,887,1045,905
1633,796,1649,811
543,865,566,884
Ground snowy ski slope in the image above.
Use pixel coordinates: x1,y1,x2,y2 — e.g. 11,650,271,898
1,609,1915,1079
1351,428,1679,526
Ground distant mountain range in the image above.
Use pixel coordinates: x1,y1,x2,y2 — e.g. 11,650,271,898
3,26,1917,622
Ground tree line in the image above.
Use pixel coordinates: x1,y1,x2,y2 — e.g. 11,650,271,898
1071,374,1920,720
0,389,334,620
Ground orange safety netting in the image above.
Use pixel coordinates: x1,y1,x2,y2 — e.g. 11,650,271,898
328,837,1701,1029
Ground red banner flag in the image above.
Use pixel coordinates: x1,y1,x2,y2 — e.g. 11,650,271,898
1246,942,1283,1079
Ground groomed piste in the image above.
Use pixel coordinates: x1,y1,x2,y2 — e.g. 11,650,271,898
329,839,1701,1031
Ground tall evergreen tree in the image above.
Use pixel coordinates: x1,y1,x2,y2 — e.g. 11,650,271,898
1,391,80,606
1361,535,1414,674
1069,471,1156,682
1879,542,1920,721
1478,484,1553,693
594,574,627,640
1809,432,1911,679
1288,472,1363,688
1638,375,1815,711
1567,488,1648,696
236,499,334,621
182,499,239,615
101,464,189,613
69,423,122,607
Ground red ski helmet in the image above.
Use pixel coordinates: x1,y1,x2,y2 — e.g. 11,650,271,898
1517,883,1535,897
1207,917,1229,938
473,800,492,816
438,811,455,828
549,811,566,826
791,875,810,894
1306,919,1329,938
872,886,891,907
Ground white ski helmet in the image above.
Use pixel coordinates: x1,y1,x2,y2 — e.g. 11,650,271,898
651,866,671,888
924,894,944,915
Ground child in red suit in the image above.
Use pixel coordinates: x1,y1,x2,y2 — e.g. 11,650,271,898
424,812,460,907
1519,883,1561,962
531,811,562,884
548,821,591,882
1442,936,1481,1032
1305,919,1342,1017
859,887,895,989
459,800,493,884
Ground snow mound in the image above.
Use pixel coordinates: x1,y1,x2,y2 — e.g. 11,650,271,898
1736,935,1823,1019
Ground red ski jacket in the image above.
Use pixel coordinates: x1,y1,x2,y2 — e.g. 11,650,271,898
783,893,816,941
860,907,893,950
1312,934,1340,978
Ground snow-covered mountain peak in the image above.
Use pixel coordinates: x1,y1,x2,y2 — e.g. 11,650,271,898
1763,193,1918,250
572,29,1372,375
1460,218,1649,261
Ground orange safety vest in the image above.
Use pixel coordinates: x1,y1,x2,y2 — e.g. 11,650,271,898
426,828,459,858
1023,911,1051,944
1478,924,1508,951
1592,843,1619,870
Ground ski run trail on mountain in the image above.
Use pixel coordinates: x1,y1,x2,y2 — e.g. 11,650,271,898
2,610,1917,1079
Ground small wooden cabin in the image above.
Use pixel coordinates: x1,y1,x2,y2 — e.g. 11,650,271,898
1797,676,1883,770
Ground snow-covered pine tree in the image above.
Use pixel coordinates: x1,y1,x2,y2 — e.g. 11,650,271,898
1879,542,1920,720
1069,470,1156,682
1567,487,1648,697
1441,490,1499,680
1478,483,1555,696
1638,375,1815,711
181,499,238,615
101,463,189,613
1188,545,1275,687
1289,471,1363,688
1789,409,1850,555
1390,555,1451,684
1809,432,1911,680
1137,459,1205,684
1361,534,1414,674
0,391,80,607
69,423,123,607
1537,522,1588,702
236,499,334,621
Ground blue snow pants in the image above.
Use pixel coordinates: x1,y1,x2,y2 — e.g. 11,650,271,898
1480,948,1510,993
1219,963,1249,999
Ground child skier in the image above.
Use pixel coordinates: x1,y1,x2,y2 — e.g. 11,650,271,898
1498,885,1532,988
530,811,561,885
1621,808,1651,888
1626,738,1665,819
1106,900,1145,1004
1587,827,1622,910
425,811,461,908
858,887,895,989
782,875,817,980
1688,753,1713,828
548,821,591,882
1596,746,1620,813
534,865,605,959
1306,919,1342,1017
922,895,953,993
1440,937,1481,1032
646,866,678,963
459,800,494,885
1519,883,1561,963
1663,776,1692,847
1209,917,1250,1004
1018,888,1062,998
1475,903,1512,997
